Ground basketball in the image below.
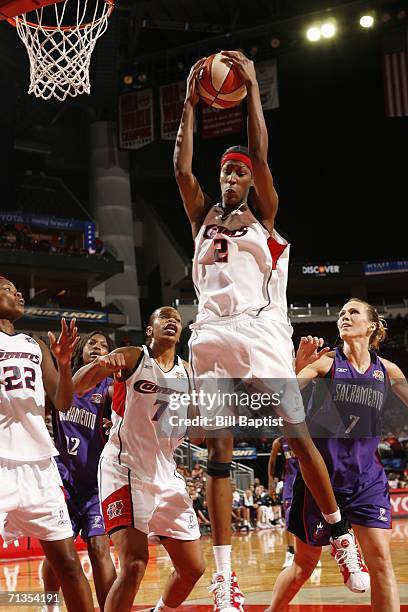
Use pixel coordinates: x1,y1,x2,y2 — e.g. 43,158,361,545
198,52,247,109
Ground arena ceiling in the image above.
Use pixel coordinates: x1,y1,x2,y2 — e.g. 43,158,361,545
0,0,406,262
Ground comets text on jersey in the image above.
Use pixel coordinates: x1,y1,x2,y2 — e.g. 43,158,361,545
0,350,40,364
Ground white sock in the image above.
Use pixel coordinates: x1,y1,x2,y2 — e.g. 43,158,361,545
213,544,232,574
153,596,177,612
322,508,342,524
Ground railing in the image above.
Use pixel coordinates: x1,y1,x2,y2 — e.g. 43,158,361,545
174,441,254,492
173,300,408,322
288,302,408,321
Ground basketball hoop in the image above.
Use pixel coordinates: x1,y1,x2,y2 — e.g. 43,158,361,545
8,0,114,101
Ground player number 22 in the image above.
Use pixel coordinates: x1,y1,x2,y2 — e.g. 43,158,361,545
1,365,36,391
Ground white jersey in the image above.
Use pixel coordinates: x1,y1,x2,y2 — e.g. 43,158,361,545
102,345,190,487
192,203,290,324
0,332,58,462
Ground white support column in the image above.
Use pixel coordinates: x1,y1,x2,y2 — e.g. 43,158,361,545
89,121,141,329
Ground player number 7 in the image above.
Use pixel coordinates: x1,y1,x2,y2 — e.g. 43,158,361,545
152,399,168,421
345,414,360,435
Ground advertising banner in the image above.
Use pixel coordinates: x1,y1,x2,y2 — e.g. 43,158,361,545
23,307,109,323
119,89,154,149
160,81,186,140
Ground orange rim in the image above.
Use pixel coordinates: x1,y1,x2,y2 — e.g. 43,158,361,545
7,0,114,31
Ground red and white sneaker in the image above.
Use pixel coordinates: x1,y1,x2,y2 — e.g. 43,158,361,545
330,532,370,593
209,571,245,612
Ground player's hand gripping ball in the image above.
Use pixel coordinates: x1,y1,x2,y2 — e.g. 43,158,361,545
198,52,247,109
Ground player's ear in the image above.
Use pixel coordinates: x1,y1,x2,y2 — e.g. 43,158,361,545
146,325,153,338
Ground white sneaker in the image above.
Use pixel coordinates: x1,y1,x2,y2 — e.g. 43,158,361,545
309,566,322,585
281,550,294,569
209,571,245,612
330,532,370,593
257,521,268,529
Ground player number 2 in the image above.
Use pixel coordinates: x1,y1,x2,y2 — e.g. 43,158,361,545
65,436,80,455
345,414,360,435
213,238,228,263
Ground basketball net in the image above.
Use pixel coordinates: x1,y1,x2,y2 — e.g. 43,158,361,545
11,0,114,101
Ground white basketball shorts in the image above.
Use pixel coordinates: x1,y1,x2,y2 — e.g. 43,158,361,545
188,313,305,426
98,457,200,541
0,457,73,543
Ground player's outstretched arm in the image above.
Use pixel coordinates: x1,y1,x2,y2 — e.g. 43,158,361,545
380,358,408,406
40,317,80,412
73,346,142,395
221,50,278,231
187,404,206,446
174,57,212,237
296,351,334,390
268,437,282,496
295,336,331,374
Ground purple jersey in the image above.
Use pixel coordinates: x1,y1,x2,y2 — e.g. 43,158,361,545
306,348,389,494
53,378,112,487
287,348,392,545
281,438,299,501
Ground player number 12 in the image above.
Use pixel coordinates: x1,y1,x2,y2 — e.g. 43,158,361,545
65,436,80,455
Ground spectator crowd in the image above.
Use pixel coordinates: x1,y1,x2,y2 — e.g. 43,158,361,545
177,463,286,536
180,431,408,536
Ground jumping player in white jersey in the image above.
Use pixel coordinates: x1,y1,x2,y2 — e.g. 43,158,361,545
73,306,204,612
0,277,94,612
174,50,367,609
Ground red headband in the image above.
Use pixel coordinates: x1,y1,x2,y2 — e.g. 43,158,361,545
221,152,253,173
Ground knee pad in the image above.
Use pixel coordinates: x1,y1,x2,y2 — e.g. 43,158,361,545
207,460,231,478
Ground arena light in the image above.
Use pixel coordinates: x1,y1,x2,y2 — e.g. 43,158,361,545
321,21,337,38
360,15,375,28
306,26,321,42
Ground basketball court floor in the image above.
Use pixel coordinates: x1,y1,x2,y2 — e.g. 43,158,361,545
1,520,407,611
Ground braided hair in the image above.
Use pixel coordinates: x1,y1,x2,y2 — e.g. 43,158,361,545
71,330,115,373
